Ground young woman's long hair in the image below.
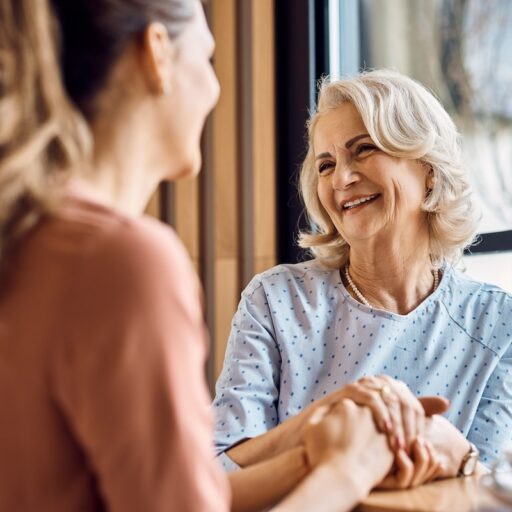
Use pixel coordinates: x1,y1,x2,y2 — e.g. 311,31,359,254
0,0,90,266
0,0,193,268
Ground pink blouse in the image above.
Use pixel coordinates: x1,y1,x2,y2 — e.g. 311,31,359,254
0,184,230,511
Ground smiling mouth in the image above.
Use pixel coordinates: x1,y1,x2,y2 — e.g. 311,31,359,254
342,194,380,211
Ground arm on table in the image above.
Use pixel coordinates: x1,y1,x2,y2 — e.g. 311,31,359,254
227,394,450,469
273,401,394,512
272,455,374,512
228,447,309,512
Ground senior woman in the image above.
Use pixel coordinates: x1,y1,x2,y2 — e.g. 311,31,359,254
213,70,512,481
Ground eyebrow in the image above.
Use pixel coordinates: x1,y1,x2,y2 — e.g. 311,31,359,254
315,133,371,161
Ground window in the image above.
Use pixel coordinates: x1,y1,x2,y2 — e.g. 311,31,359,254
328,0,512,290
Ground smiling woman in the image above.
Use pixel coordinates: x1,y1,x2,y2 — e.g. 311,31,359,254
213,69,512,491
299,71,477,271
314,103,430,261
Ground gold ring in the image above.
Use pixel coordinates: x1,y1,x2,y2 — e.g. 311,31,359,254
378,384,392,398
370,384,391,398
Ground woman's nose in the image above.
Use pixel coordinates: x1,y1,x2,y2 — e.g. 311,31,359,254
331,162,360,190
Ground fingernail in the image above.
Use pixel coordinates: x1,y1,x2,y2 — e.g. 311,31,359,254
385,420,393,432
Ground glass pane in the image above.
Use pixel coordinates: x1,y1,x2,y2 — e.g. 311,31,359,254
463,253,512,291
357,0,512,235
327,0,512,286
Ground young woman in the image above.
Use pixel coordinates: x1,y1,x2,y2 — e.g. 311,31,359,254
0,1,405,511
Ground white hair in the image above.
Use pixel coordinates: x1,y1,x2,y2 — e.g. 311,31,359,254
298,69,478,269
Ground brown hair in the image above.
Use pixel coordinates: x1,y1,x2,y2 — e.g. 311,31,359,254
0,0,194,267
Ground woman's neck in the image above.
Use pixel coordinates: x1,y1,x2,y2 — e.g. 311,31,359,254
80,157,160,217
79,104,168,217
76,53,175,217
345,240,436,315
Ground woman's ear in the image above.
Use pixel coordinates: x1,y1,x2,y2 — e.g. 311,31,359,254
141,22,175,96
423,163,435,195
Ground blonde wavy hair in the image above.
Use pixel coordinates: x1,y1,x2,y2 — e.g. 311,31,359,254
298,69,478,269
0,0,90,267
0,0,193,270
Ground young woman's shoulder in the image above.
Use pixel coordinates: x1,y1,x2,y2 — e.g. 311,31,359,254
48,188,190,275
29,187,198,312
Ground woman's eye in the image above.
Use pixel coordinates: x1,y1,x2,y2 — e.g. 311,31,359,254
318,161,334,173
355,143,376,156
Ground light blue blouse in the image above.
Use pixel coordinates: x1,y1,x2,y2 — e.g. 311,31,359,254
213,260,512,466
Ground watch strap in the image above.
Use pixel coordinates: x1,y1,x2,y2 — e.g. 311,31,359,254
458,442,479,477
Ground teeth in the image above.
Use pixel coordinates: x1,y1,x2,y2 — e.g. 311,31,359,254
343,194,378,209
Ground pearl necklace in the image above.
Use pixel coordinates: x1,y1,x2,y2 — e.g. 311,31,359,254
344,265,440,308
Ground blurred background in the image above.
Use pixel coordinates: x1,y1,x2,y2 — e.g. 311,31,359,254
144,0,512,388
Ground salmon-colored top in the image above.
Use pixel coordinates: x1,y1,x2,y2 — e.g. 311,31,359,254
0,183,230,512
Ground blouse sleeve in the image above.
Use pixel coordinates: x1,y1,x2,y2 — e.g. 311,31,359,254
51,220,229,512
213,276,282,456
467,338,512,466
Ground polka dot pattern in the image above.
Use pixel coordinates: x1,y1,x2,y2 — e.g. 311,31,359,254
213,260,512,465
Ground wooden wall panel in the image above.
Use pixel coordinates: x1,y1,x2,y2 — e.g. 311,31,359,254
251,0,276,276
150,0,278,388
210,0,240,380
144,189,160,218
175,178,200,269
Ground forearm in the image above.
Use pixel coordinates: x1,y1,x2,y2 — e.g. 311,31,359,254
271,455,372,512
228,446,309,512
227,415,306,467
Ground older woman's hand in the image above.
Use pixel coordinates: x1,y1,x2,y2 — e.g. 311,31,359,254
377,436,443,489
321,375,426,453
318,376,449,489
225,376,449,476
302,397,444,492
422,414,475,478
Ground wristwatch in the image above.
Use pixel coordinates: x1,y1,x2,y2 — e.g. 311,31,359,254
458,442,480,476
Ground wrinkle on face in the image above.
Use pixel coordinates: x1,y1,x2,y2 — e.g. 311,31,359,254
314,103,430,250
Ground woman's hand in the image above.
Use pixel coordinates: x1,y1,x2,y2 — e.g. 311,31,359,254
303,400,393,490
316,377,450,490
377,436,443,489
226,375,449,473
422,414,473,478
271,401,393,512
319,375,426,453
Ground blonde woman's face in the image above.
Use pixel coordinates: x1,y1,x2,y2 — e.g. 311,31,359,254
161,0,219,179
313,102,429,246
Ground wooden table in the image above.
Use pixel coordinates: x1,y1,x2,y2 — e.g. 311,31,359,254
356,475,511,512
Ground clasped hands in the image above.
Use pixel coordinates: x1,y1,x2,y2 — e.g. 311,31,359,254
300,375,471,491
